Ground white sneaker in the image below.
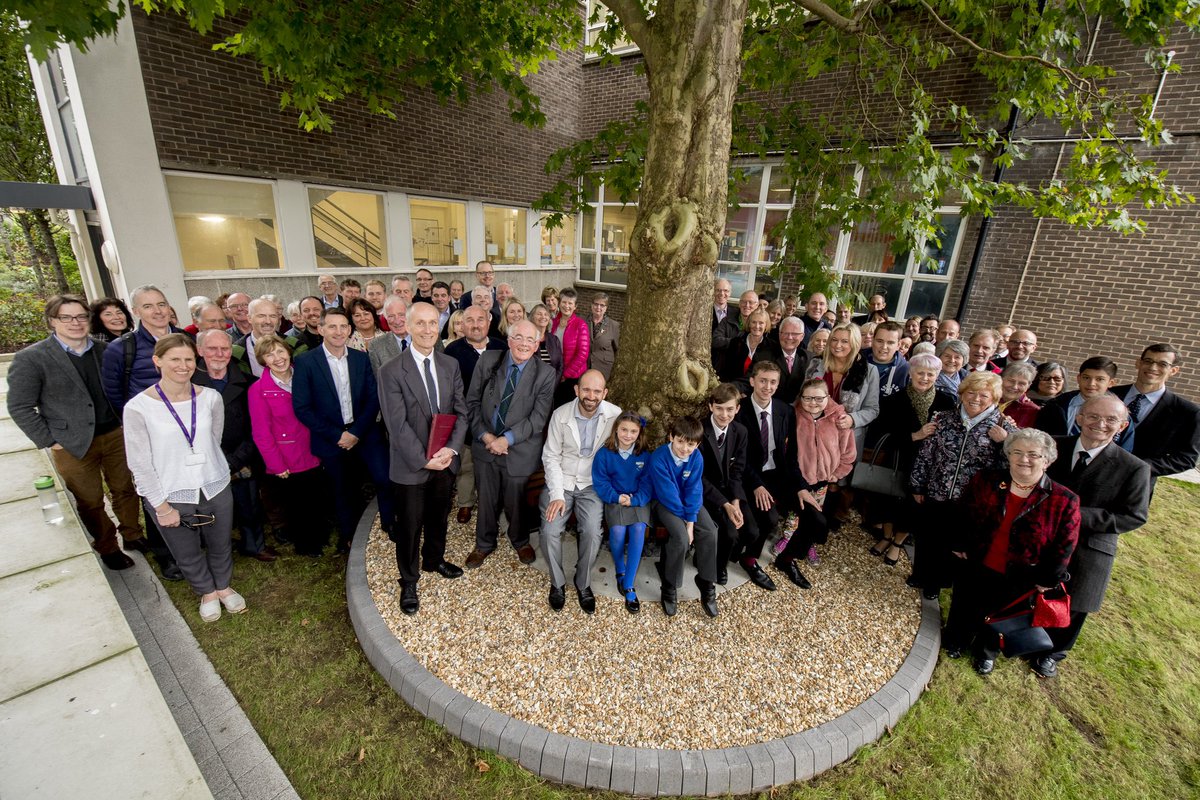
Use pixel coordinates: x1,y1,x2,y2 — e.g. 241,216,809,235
199,597,222,622
218,590,247,614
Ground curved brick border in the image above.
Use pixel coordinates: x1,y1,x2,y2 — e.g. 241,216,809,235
346,502,942,795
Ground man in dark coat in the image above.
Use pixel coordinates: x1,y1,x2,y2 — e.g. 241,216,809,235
1113,343,1200,494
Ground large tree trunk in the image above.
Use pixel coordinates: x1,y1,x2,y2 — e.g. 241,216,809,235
33,209,70,293
608,0,748,438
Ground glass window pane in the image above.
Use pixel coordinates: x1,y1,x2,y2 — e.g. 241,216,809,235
583,174,600,204
410,199,466,267
579,251,597,282
581,207,596,249
599,253,628,286
599,205,637,253
917,214,961,276
308,188,387,269
841,275,904,316
541,215,576,265
904,281,949,319
733,166,763,205
720,206,757,263
845,220,909,274
716,262,752,297
483,206,527,265
765,166,792,205
166,175,281,271
758,209,788,263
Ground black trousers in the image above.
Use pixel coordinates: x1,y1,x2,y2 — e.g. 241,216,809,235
473,459,532,553
944,559,1032,660
268,468,327,554
745,469,795,561
912,499,959,590
393,471,455,585
708,498,763,567
779,501,826,563
1045,611,1089,661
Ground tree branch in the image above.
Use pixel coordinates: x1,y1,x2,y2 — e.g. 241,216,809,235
602,0,654,57
795,0,863,33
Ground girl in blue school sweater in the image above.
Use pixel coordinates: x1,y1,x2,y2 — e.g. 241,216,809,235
592,412,652,614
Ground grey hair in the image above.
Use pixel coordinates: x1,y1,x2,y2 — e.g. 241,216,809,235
908,353,942,372
383,295,407,313
247,297,276,317
192,301,222,322
187,295,213,317
195,328,232,348
936,338,970,360
1002,361,1038,383
129,284,165,307
1002,427,1058,463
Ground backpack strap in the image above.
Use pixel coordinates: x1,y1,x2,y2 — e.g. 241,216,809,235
120,331,137,402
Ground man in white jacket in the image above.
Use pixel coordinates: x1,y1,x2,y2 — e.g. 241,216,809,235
540,370,622,614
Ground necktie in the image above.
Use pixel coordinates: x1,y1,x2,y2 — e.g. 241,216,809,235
760,410,771,465
401,338,409,352
423,357,438,413
1070,451,1090,481
1127,393,1145,424
495,365,519,434
785,353,794,373
716,432,725,452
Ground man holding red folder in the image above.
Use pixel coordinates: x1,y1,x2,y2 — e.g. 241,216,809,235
379,303,469,615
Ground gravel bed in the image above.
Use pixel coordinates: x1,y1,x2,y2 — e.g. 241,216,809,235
364,511,921,750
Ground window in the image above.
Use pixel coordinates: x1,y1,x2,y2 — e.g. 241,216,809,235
410,198,467,268
541,215,576,266
165,174,281,271
44,51,87,184
717,164,794,298
308,188,387,268
577,179,637,287
584,1,641,59
483,205,527,265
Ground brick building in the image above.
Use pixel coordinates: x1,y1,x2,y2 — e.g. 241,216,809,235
28,7,1200,398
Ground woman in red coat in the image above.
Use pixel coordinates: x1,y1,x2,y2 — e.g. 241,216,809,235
551,287,591,406
944,428,1080,676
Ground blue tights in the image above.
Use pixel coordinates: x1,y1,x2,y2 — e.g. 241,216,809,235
609,523,647,594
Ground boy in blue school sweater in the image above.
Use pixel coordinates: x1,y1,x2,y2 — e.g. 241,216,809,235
649,416,720,618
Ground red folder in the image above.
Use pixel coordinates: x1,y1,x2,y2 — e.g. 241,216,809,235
427,413,458,459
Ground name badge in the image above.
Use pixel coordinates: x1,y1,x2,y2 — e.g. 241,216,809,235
185,452,207,466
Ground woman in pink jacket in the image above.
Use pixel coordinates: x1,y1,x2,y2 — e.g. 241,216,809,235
550,287,591,407
246,335,326,556
774,378,858,589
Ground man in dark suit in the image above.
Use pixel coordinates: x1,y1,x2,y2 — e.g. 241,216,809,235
1032,395,1151,678
445,305,508,524
378,303,469,615
459,260,498,311
737,359,803,589
760,315,808,405
701,382,771,595
292,307,394,553
1035,356,1119,436
711,278,741,365
7,294,145,570
463,319,557,568
1113,343,1200,492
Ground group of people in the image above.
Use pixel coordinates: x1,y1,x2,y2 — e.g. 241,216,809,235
8,270,1199,678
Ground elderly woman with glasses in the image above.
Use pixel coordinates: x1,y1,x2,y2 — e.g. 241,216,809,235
1027,361,1068,406
908,371,1015,600
123,334,245,622
943,428,1080,676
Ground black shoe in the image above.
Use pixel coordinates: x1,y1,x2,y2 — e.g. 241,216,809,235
922,588,940,601
624,591,640,614
774,559,811,589
548,585,566,611
424,561,463,579
122,537,150,554
744,563,777,591
660,585,677,617
577,586,596,615
399,582,419,616
716,566,728,586
905,575,922,589
160,562,184,581
1030,656,1058,679
100,551,135,571
695,577,718,618
945,647,965,660
974,658,995,676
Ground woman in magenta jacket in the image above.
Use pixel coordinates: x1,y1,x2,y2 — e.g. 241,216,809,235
246,335,327,556
551,287,591,406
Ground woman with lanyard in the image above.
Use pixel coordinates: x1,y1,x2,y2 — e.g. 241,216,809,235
124,333,245,622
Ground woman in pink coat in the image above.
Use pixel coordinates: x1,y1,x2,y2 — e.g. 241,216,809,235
773,378,857,589
550,287,591,406
246,335,326,556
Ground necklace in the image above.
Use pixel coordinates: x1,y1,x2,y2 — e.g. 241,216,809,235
1012,479,1038,491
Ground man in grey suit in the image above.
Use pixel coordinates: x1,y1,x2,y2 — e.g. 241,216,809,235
1032,394,1151,678
463,319,557,568
378,303,469,615
368,296,412,376
7,295,146,570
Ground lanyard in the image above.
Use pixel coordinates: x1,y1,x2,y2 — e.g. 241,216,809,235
155,383,198,452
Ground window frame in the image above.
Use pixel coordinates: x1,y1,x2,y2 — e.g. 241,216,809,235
305,183,390,270
163,170,287,275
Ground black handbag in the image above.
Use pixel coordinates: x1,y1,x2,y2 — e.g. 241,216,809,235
984,590,1054,657
851,433,905,498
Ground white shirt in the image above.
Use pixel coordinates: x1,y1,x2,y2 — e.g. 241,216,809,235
1123,385,1167,419
1071,439,1109,468
410,347,438,410
244,333,265,378
710,416,730,445
750,396,776,471
123,389,230,507
323,344,354,425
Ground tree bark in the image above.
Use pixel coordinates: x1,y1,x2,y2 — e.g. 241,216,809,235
607,0,749,439
33,209,70,293
16,212,47,292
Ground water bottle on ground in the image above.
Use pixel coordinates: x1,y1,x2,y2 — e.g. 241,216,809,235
35,476,64,525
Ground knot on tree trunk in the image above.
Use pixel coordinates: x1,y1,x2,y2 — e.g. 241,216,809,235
677,359,711,401
635,200,715,286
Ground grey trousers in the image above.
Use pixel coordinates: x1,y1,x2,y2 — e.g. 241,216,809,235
456,447,476,507
147,487,235,596
652,502,718,589
539,487,604,591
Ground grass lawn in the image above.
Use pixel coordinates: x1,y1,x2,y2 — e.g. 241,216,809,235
160,479,1200,799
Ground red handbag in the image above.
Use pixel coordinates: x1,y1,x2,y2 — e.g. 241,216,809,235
1032,583,1071,629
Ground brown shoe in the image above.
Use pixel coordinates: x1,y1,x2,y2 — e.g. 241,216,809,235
464,549,490,569
249,551,278,563
456,506,472,524
516,545,537,565
123,537,150,554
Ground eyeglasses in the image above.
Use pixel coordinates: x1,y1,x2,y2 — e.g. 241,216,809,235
179,513,216,530
800,395,829,403
509,335,537,345
1009,450,1046,461
226,303,249,311
1140,357,1176,369
1079,413,1123,427
1009,339,1036,348
55,314,90,323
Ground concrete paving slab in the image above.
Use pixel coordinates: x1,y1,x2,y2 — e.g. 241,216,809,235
679,750,706,796
0,417,35,455
219,731,273,780
723,746,751,795
562,737,591,787
656,749,684,796
584,742,614,790
700,749,728,797
0,449,52,504
540,733,569,783
0,496,93,575
0,553,137,700
0,648,210,799
632,747,659,796
236,761,292,800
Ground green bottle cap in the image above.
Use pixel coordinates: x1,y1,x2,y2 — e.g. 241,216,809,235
34,476,55,490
